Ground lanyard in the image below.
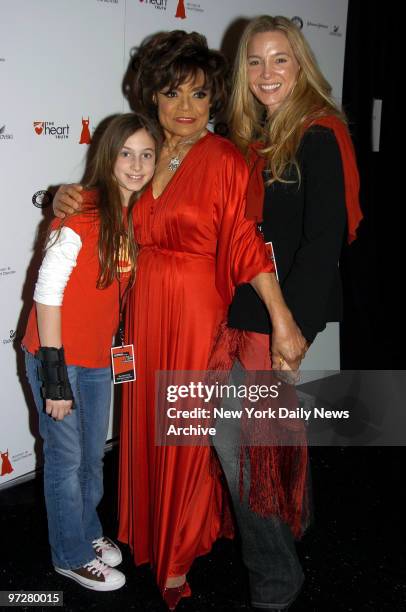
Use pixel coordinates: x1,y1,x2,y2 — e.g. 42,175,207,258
118,278,130,347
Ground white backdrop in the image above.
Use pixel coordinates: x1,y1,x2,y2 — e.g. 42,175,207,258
0,0,348,487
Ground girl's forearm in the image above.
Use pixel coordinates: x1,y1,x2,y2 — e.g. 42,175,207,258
35,303,62,348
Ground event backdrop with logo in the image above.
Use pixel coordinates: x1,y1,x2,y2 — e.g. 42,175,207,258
0,0,348,487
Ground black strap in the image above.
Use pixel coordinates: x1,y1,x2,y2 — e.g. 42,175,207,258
36,346,74,403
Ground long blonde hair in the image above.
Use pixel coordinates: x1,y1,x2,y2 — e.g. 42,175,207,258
229,15,346,184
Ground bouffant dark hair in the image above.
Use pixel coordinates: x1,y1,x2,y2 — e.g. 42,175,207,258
130,30,229,119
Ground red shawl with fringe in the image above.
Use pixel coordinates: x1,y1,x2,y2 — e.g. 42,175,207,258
246,115,363,243
209,117,362,539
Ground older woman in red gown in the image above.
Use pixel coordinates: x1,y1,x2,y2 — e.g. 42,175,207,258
118,31,306,608
53,31,307,610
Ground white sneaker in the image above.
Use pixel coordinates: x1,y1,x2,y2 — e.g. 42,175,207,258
55,558,125,591
92,536,123,567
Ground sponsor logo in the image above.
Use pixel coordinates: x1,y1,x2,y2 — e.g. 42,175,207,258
0,449,33,475
307,21,328,29
2,329,16,345
330,25,343,37
33,121,70,139
291,16,303,30
0,57,5,62
0,266,16,278
0,449,14,477
139,0,167,10
185,1,203,14
0,124,13,140
79,117,91,144
32,190,53,209
33,121,43,135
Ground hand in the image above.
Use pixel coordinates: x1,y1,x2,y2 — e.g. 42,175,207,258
272,355,301,385
45,399,73,421
271,314,308,371
53,184,83,218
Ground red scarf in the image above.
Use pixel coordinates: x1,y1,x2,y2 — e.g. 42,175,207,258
245,115,363,243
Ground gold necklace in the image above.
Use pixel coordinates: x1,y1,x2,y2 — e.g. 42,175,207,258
165,131,205,171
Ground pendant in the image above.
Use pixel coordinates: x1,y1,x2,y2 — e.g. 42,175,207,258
168,155,181,171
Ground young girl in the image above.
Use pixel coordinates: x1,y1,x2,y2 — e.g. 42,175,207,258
22,113,160,591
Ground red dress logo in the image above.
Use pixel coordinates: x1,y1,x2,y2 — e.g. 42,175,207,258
33,121,44,135
79,117,91,144
175,0,186,19
1,450,14,476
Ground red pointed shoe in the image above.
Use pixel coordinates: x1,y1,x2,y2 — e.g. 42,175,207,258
162,582,192,610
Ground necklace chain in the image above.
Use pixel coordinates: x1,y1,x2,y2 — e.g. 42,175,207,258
164,131,205,171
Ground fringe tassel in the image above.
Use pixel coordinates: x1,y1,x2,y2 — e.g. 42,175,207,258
208,320,310,540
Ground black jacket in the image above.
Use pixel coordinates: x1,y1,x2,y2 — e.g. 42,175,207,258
228,126,347,343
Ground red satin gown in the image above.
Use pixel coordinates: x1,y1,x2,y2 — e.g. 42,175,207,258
118,132,274,590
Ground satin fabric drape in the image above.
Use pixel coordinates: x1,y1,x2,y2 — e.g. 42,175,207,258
118,133,274,590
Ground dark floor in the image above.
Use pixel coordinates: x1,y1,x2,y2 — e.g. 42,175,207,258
1,446,405,612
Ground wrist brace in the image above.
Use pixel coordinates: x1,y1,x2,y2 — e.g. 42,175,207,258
36,346,74,403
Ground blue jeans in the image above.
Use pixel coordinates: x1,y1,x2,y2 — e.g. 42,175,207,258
213,362,304,609
24,349,112,569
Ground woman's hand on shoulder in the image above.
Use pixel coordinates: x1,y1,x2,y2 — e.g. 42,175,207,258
53,184,83,219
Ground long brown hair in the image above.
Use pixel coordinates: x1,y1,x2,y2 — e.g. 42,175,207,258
83,112,161,288
229,15,346,184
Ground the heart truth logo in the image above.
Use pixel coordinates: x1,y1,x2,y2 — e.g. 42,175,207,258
175,0,186,19
33,121,70,139
33,121,43,135
0,449,14,477
139,0,168,10
79,117,91,144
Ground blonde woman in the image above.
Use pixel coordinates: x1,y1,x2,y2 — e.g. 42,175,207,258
214,15,362,611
